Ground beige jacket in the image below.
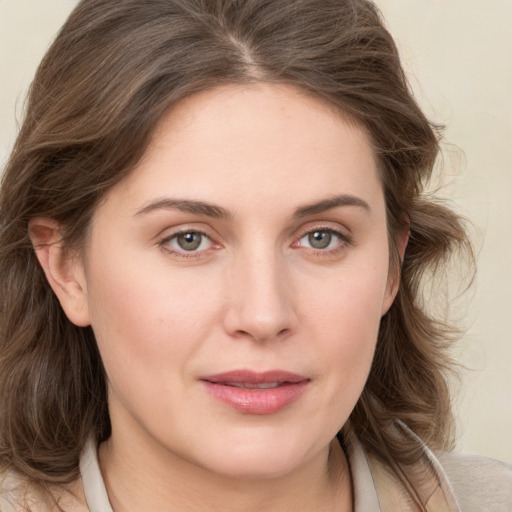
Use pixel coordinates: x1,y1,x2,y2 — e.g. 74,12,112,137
2,434,511,511
346,433,512,511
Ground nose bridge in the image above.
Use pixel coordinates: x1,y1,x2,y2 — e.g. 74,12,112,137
224,242,296,342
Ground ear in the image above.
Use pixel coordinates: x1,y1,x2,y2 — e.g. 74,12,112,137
381,225,410,316
29,217,91,327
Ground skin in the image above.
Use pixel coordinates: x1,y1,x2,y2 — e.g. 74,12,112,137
31,84,406,512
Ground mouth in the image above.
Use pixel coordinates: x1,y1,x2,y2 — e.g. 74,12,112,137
200,370,310,415
221,381,288,389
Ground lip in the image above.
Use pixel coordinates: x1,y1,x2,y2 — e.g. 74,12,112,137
200,370,310,415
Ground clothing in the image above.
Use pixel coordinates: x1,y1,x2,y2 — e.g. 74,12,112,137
77,434,512,512
346,433,512,511
1,434,511,511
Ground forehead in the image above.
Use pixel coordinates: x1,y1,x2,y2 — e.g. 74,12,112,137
99,83,383,219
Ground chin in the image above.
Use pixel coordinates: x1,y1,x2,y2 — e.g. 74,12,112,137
189,428,325,481
209,452,305,481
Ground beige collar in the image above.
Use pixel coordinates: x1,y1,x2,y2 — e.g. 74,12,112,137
346,429,461,511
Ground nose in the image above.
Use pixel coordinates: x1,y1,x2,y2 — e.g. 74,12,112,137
222,249,297,343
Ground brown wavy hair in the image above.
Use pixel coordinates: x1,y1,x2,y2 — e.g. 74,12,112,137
0,0,471,497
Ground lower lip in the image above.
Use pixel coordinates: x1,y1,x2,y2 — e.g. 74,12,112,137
201,381,310,414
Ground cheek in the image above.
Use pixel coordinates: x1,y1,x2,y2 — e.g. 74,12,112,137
302,260,389,395
305,256,389,339
84,252,222,389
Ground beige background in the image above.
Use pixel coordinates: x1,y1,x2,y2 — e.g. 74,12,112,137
1,1,511,461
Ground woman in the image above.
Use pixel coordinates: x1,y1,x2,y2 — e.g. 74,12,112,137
0,0,510,510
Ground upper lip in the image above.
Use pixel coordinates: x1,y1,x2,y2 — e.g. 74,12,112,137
200,370,309,384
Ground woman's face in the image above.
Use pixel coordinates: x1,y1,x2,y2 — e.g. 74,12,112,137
78,84,398,478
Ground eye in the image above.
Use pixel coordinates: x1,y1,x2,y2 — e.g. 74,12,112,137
297,228,346,250
162,230,213,253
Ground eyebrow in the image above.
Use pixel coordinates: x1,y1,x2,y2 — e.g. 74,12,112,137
292,194,371,217
135,193,370,219
135,198,231,219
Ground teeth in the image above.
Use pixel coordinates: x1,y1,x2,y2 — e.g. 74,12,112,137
224,382,282,389
255,382,280,389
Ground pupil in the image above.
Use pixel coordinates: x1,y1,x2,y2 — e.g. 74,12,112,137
309,231,331,249
178,232,201,251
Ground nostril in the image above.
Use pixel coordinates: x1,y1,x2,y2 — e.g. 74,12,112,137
230,326,292,343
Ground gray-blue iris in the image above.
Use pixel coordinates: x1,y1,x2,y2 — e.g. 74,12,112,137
309,231,331,249
177,232,202,251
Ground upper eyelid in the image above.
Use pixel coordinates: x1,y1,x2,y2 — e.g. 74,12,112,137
161,227,211,239
299,225,345,235
295,223,350,240
158,225,216,242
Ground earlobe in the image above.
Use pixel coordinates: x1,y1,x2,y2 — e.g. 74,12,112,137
29,217,91,327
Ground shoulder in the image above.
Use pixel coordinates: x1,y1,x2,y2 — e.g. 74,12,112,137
436,451,512,512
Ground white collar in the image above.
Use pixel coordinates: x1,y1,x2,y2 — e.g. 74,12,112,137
80,438,114,512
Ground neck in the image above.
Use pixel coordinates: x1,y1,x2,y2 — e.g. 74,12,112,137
98,434,352,512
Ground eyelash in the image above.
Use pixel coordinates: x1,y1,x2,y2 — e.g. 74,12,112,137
159,229,215,259
158,226,351,259
292,226,351,257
